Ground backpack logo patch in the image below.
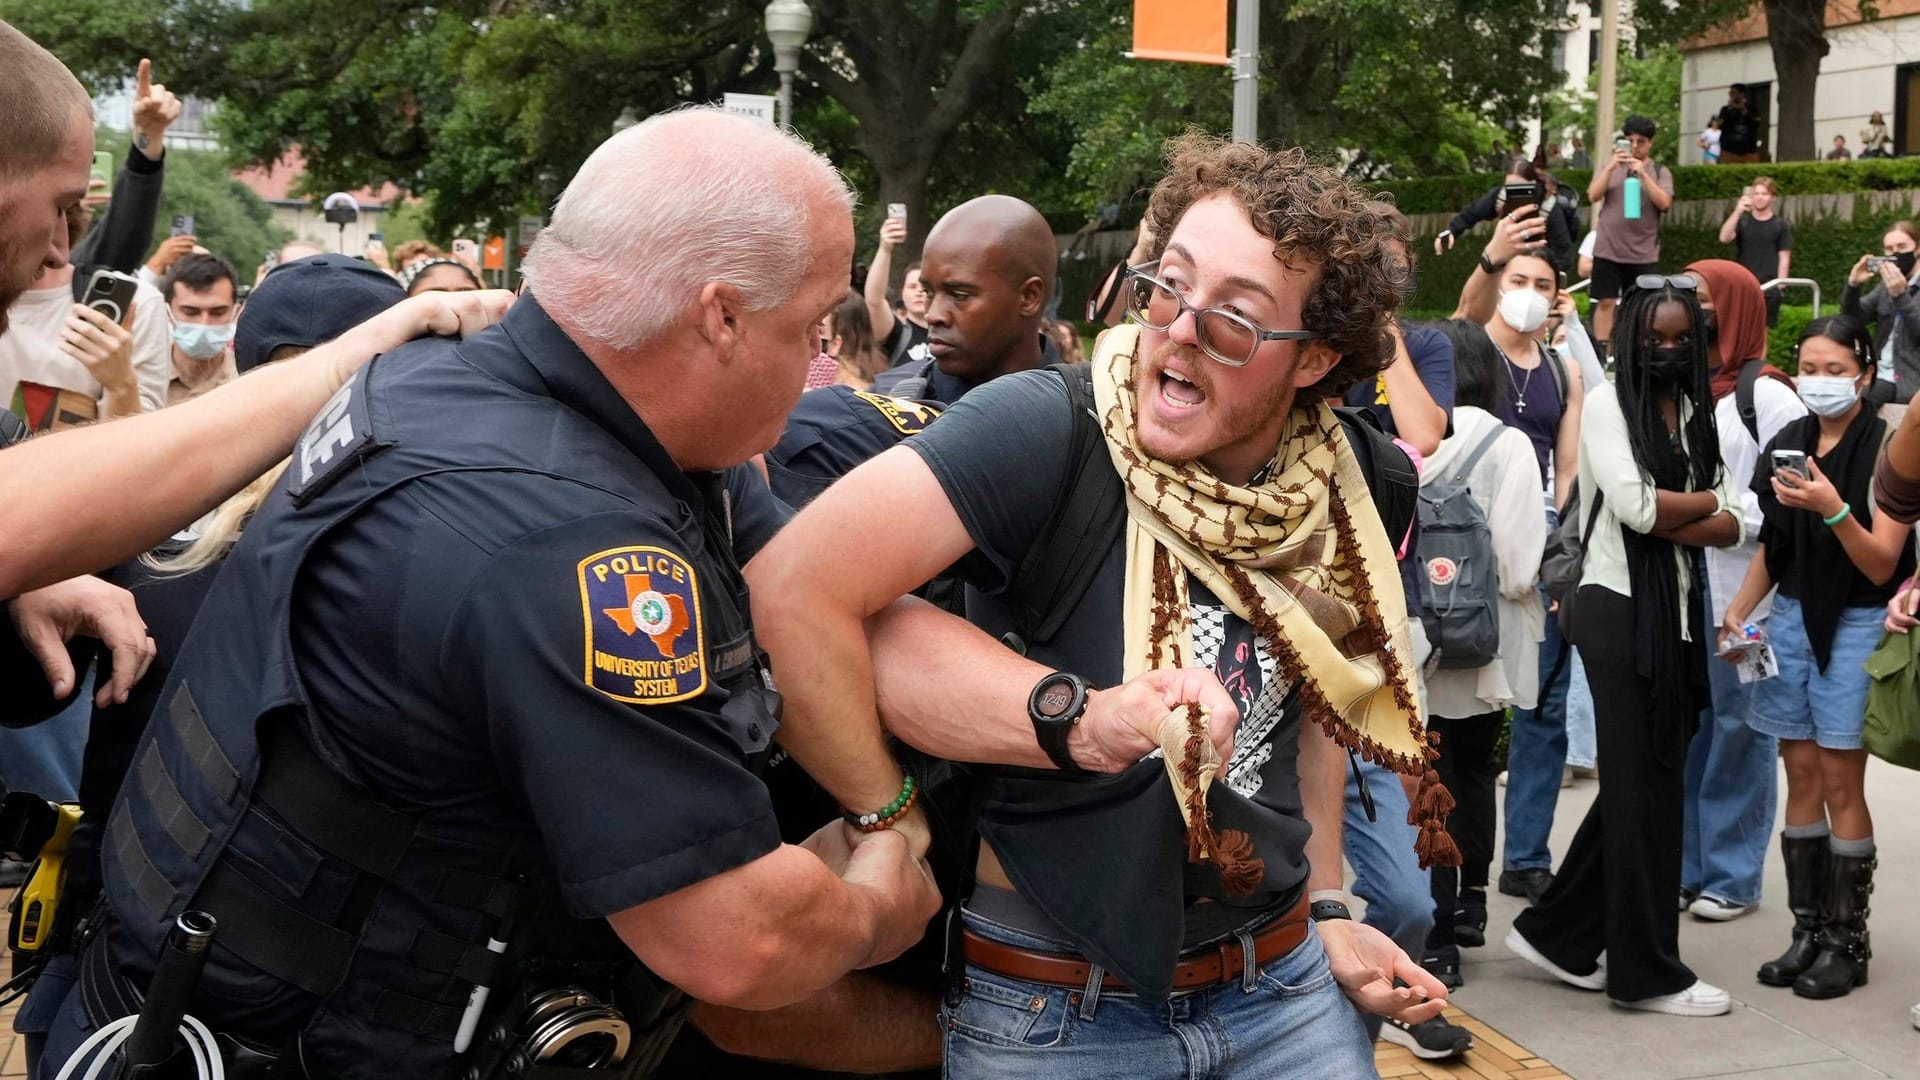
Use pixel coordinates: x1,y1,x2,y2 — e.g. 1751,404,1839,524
1427,556,1458,587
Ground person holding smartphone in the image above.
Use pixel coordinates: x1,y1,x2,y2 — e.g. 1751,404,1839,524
1434,158,1574,277
1720,316,1912,1002
1840,221,1920,401
1587,116,1676,346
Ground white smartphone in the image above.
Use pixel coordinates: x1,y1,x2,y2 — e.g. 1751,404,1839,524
1771,448,1808,482
886,203,907,221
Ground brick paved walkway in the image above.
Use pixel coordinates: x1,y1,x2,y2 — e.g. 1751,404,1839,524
1376,1004,1573,1078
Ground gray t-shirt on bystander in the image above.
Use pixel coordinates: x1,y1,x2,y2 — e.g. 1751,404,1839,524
1594,159,1676,265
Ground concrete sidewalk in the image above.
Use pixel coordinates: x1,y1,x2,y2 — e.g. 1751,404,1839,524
1442,757,1920,1080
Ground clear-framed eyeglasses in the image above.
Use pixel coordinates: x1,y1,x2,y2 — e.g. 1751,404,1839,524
1123,262,1315,367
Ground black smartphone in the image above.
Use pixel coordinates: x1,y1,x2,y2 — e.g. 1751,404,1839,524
369,232,384,244
80,269,139,325
1502,182,1542,210
170,214,194,237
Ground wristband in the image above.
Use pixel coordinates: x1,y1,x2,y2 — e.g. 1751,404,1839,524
1479,252,1505,275
844,775,918,833
1824,502,1854,527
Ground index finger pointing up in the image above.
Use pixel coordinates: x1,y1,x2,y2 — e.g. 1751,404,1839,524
136,58,152,100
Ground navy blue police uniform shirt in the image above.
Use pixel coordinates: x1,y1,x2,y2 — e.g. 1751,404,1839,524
765,385,942,508
1341,320,1455,441
289,299,791,919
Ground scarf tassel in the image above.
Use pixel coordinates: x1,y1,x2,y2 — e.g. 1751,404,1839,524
1177,705,1267,896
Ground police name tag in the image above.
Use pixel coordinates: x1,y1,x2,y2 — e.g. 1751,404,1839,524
288,369,390,506
578,546,706,704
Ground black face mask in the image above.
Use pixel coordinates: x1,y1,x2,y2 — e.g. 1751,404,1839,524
1645,345,1694,384
1895,251,1919,278
1701,310,1718,346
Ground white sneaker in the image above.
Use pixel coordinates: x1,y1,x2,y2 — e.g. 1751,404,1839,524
1688,895,1758,922
1505,927,1606,991
1613,979,1731,1017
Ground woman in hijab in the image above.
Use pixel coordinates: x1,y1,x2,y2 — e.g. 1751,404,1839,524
1676,259,1806,922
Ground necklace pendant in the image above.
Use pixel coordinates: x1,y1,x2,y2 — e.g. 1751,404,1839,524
1516,399,1527,413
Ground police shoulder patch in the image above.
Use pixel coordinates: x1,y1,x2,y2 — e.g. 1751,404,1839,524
851,390,941,435
578,545,706,704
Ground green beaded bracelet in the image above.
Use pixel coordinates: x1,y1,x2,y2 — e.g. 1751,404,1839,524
846,775,916,830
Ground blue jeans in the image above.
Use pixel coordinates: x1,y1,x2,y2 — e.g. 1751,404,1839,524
0,672,89,802
1503,586,1573,872
1681,620,1778,906
945,911,1375,1079
1344,755,1430,1041
1565,649,1597,770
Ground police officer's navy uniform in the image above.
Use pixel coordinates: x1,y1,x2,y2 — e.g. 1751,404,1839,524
35,297,788,1080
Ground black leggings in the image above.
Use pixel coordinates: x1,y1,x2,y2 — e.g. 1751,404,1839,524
1426,710,1502,948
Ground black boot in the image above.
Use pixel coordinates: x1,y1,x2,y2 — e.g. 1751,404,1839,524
1793,849,1875,1000
1757,833,1829,986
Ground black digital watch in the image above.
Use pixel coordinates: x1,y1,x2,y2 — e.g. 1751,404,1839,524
1028,671,1091,774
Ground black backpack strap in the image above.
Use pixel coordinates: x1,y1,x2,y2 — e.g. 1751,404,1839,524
1736,357,1764,443
1003,363,1128,655
1541,342,1569,412
888,359,936,402
1334,407,1420,550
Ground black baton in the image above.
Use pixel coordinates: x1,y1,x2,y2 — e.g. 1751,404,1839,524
124,910,217,1075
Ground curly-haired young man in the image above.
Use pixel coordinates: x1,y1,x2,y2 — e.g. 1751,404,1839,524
750,134,1451,1077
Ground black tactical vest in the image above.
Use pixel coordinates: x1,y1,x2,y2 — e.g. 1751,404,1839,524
95,317,776,1079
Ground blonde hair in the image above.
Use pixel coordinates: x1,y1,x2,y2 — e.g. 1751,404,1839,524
142,458,289,576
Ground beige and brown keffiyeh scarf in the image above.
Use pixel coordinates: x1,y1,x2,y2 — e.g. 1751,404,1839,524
1092,325,1458,875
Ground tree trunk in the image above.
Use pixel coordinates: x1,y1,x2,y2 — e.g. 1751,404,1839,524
1764,0,1831,162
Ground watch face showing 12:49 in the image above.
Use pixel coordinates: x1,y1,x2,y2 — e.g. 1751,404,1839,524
1038,680,1076,718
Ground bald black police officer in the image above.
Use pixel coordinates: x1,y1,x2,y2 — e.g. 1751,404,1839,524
35,109,939,1080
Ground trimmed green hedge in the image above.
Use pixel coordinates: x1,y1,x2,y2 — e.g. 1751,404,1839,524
1409,200,1908,315
1374,157,1920,216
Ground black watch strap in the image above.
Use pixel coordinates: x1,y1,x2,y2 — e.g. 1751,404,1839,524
1309,899,1354,922
1479,251,1505,275
1028,672,1090,774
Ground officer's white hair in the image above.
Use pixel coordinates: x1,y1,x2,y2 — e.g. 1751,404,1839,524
522,107,853,351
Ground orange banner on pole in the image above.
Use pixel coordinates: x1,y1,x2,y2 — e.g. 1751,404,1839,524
1133,0,1228,65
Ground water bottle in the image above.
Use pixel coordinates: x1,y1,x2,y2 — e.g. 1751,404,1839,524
1623,173,1643,220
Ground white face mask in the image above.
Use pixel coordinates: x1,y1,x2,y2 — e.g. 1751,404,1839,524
1797,374,1862,418
1497,287,1550,335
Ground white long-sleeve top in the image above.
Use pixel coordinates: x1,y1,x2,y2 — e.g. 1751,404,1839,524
1576,382,1745,643
1706,378,1807,623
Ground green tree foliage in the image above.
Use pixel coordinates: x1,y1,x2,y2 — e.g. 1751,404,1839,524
1542,44,1683,165
90,127,289,273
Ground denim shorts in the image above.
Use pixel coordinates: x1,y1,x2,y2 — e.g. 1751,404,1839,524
1746,594,1882,750
941,908,1374,1079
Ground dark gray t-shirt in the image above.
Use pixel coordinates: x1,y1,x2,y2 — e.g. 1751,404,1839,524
906,368,1311,999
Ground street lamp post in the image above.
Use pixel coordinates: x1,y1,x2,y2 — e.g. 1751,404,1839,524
764,0,813,127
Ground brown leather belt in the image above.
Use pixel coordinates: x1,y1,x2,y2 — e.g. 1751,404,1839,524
962,896,1311,993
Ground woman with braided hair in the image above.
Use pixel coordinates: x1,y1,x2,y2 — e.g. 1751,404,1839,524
1507,277,1744,1018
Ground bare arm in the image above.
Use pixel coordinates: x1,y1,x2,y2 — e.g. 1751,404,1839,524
1719,543,1775,645
689,974,939,1072
1586,158,1615,204
1650,510,1738,548
611,827,936,1012
1297,712,1345,895
1778,248,1792,282
1719,203,1745,245
1378,323,1447,457
1650,490,1721,530
749,450,1240,821
1453,205,1541,324
1640,163,1675,212
0,290,514,598
865,218,904,345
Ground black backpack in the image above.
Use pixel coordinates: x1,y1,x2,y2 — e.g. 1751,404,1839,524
1000,363,1420,655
